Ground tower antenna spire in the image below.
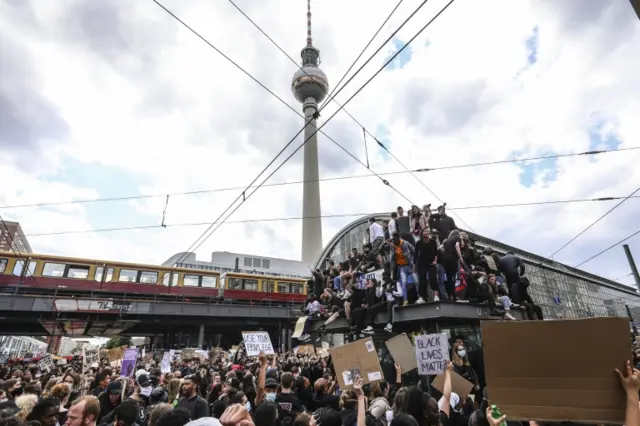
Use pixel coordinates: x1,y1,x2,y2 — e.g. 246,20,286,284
306,0,313,46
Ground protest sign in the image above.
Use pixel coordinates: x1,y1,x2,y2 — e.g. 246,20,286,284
120,348,139,378
431,370,474,398
38,355,54,370
242,331,275,356
414,333,449,375
160,352,172,373
329,337,383,389
385,333,418,372
482,317,629,424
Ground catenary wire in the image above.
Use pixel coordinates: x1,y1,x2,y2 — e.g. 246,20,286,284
150,0,436,262
21,195,640,237
227,0,404,107
548,186,640,259
156,0,456,257
574,228,640,268
228,0,474,231
1,146,636,211
613,272,633,282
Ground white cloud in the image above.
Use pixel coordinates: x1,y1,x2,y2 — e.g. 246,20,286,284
1,0,639,287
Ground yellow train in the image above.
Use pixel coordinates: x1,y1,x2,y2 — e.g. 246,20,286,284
0,251,308,302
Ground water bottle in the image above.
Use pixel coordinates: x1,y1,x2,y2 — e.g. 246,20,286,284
490,405,507,426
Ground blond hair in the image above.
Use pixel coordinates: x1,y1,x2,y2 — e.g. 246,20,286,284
15,394,38,421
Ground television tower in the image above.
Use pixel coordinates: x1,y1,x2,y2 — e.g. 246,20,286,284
291,0,329,264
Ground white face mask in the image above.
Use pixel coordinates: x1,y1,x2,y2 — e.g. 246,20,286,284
457,350,466,358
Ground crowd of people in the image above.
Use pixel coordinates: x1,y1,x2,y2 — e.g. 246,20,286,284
300,205,544,341
1,344,640,426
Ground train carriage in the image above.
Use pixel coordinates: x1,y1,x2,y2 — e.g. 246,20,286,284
0,251,308,304
0,251,219,296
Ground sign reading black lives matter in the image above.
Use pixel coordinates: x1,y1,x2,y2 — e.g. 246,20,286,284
242,331,275,357
414,333,449,375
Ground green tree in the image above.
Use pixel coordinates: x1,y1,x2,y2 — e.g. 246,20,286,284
105,336,131,349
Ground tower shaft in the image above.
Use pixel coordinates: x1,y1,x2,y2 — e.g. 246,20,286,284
301,102,322,264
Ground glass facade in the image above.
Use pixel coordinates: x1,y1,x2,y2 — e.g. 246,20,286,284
316,214,640,320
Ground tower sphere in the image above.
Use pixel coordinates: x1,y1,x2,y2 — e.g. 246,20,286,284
291,66,329,104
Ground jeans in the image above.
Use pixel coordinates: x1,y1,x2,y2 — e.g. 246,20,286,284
497,295,512,310
398,265,412,301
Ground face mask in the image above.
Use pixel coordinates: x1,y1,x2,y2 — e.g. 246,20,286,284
265,392,277,402
457,350,466,358
245,401,251,412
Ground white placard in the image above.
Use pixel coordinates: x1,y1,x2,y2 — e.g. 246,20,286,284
38,355,54,370
160,352,172,373
241,331,275,356
414,333,449,375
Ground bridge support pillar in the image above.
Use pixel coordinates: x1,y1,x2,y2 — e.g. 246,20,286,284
198,324,204,348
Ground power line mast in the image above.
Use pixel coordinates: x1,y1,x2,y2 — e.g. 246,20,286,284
623,244,640,291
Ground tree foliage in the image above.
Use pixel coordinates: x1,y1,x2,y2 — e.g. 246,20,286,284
105,336,131,349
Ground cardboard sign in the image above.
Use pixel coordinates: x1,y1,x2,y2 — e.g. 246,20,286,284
242,331,275,356
385,333,418,372
38,355,54,370
292,317,306,339
329,337,383,388
431,370,474,398
415,333,449,375
482,317,630,423
295,345,315,355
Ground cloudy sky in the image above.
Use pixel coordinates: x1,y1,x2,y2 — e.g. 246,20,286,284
1,0,639,287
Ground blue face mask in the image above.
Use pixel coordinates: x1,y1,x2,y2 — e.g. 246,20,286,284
265,393,277,402
245,401,251,412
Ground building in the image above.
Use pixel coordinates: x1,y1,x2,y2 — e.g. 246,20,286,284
0,220,32,253
162,251,309,278
0,336,47,358
291,0,329,264
315,213,640,320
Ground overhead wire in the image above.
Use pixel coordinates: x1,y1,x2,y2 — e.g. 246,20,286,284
151,0,436,264
228,0,475,230
21,194,640,237
1,146,636,211
574,228,640,268
153,0,457,259
548,186,640,258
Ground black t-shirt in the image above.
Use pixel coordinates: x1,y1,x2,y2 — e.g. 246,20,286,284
415,239,438,266
176,394,209,420
275,392,303,419
442,235,461,261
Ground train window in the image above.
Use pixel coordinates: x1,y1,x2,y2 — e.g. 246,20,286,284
162,273,178,287
0,258,7,274
43,263,66,277
278,283,290,293
244,279,258,290
139,271,158,284
95,267,104,282
119,269,138,282
291,283,303,294
12,260,35,277
263,280,274,293
201,276,216,288
184,275,200,287
67,265,90,279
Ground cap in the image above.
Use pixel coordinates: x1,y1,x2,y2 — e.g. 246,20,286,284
108,381,122,395
135,369,149,380
265,378,279,388
137,374,151,388
91,362,99,369
184,418,222,426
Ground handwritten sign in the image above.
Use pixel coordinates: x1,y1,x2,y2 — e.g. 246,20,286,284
242,331,275,356
38,355,54,370
415,333,449,375
160,352,172,373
